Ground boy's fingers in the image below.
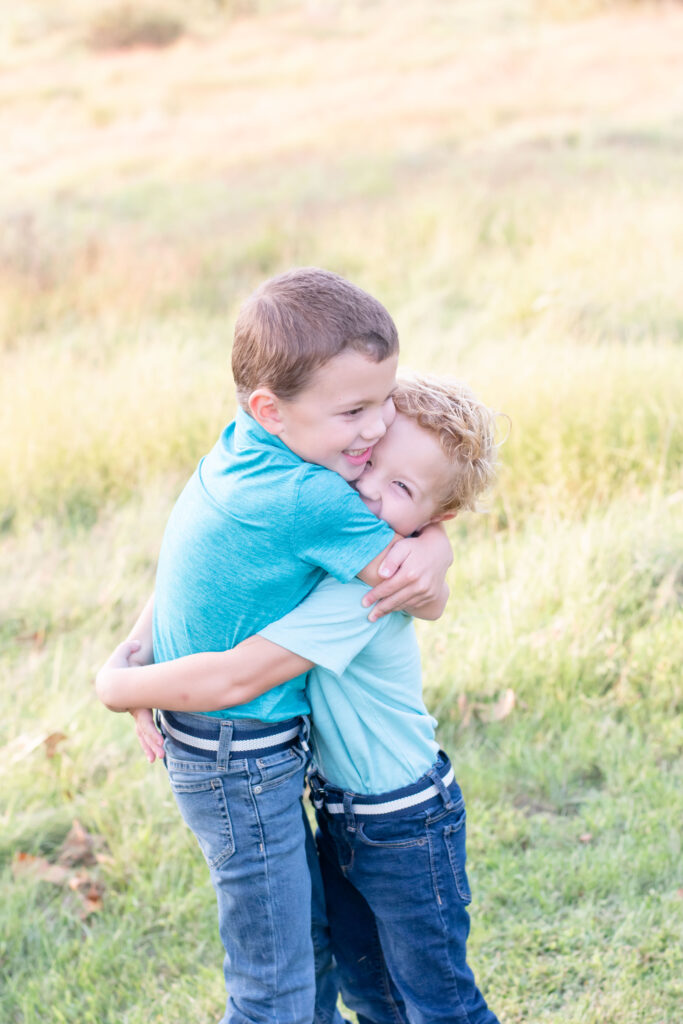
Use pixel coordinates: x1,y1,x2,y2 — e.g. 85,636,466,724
131,708,164,762
366,585,417,620
141,726,165,759
137,733,162,763
376,541,410,581
362,576,409,607
362,572,425,609
118,639,141,657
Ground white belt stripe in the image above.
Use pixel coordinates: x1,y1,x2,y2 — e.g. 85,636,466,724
324,766,455,816
159,714,299,753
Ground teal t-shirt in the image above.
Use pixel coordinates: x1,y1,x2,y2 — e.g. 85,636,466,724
260,576,440,794
153,409,394,721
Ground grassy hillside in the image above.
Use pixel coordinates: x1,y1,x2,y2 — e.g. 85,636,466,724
2,2,682,1021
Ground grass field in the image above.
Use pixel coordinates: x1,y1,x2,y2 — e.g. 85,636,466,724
2,1,682,1021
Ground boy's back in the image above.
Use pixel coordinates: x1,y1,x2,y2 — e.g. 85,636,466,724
153,407,392,720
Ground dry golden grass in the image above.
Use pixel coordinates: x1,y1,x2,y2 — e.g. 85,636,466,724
2,4,682,1023
2,2,682,199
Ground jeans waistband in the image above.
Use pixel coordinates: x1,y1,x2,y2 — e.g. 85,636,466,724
158,710,304,758
309,753,456,820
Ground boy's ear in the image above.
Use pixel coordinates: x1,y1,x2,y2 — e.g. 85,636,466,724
248,388,284,435
429,512,456,525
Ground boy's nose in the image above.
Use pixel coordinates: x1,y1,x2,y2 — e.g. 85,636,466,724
360,411,388,442
356,469,380,502
356,479,381,516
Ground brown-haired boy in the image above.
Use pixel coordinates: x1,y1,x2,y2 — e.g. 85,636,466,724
110,269,453,1024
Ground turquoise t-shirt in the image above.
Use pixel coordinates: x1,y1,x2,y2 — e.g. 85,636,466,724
260,576,440,794
153,409,394,721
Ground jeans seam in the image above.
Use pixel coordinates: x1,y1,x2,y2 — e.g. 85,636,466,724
428,826,476,1023
370,912,408,1024
245,774,277,1013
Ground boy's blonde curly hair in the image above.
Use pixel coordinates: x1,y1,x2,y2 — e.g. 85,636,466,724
392,374,500,516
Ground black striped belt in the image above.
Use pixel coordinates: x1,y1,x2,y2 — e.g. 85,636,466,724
158,710,302,757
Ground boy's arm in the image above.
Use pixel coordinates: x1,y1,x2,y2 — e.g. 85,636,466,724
357,522,453,621
96,635,313,714
103,594,164,762
125,594,155,664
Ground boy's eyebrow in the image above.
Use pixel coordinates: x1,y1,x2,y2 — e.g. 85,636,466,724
334,388,394,409
393,468,424,498
405,476,424,497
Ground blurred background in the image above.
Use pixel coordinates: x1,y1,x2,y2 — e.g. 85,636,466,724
2,2,682,1021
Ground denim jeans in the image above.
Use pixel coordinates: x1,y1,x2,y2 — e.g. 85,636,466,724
159,710,344,1024
311,756,500,1024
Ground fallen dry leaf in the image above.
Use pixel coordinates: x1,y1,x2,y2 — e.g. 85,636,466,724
488,688,516,723
12,852,106,917
12,852,70,885
57,820,97,867
458,689,517,726
80,889,104,917
44,732,68,758
457,693,472,728
68,873,105,917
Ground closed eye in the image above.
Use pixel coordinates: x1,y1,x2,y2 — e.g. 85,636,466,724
343,407,364,417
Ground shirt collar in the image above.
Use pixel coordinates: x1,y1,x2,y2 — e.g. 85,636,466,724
234,407,301,461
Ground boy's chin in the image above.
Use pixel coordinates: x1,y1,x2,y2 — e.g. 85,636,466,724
338,464,365,483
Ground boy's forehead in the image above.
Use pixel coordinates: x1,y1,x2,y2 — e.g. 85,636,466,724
302,350,398,401
377,414,448,481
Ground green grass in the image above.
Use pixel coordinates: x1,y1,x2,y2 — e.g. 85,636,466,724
2,0,683,1021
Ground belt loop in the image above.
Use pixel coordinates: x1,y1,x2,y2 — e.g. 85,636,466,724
216,720,233,771
307,770,324,810
428,763,454,810
343,792,356,834
154,710,167,764
298,716,311,754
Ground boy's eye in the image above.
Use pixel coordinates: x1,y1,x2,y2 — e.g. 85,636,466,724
394,480,412,496
344,407,363,417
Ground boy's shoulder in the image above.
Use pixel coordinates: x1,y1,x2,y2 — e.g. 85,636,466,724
183,411,393,576
206,407,358,503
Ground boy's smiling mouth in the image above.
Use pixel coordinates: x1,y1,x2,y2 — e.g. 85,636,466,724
343,445,374,466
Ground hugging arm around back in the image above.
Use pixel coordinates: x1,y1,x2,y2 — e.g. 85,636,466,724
97,520,452,721
96,629,314,715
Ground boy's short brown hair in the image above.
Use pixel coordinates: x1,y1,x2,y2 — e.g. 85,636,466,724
232,267,399,407
392,375,500,515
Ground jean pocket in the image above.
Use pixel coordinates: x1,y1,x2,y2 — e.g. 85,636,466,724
357,814,429,849
443,813,472,905
169,774,235,870
255,745,307,791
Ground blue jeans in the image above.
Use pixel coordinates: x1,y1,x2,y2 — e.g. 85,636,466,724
159,710,344,1024
311,755,500,1024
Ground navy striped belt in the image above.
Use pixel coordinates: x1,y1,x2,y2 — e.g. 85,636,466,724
310,758,456,820
158,710,303,758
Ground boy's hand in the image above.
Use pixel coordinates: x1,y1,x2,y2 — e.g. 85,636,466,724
95,640,145,710
362,524,453,621
106,639,143,670
95,633,163,762
131,707,165,764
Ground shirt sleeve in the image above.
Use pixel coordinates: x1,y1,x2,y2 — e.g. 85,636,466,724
259,577,383,676
291,467,394,582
